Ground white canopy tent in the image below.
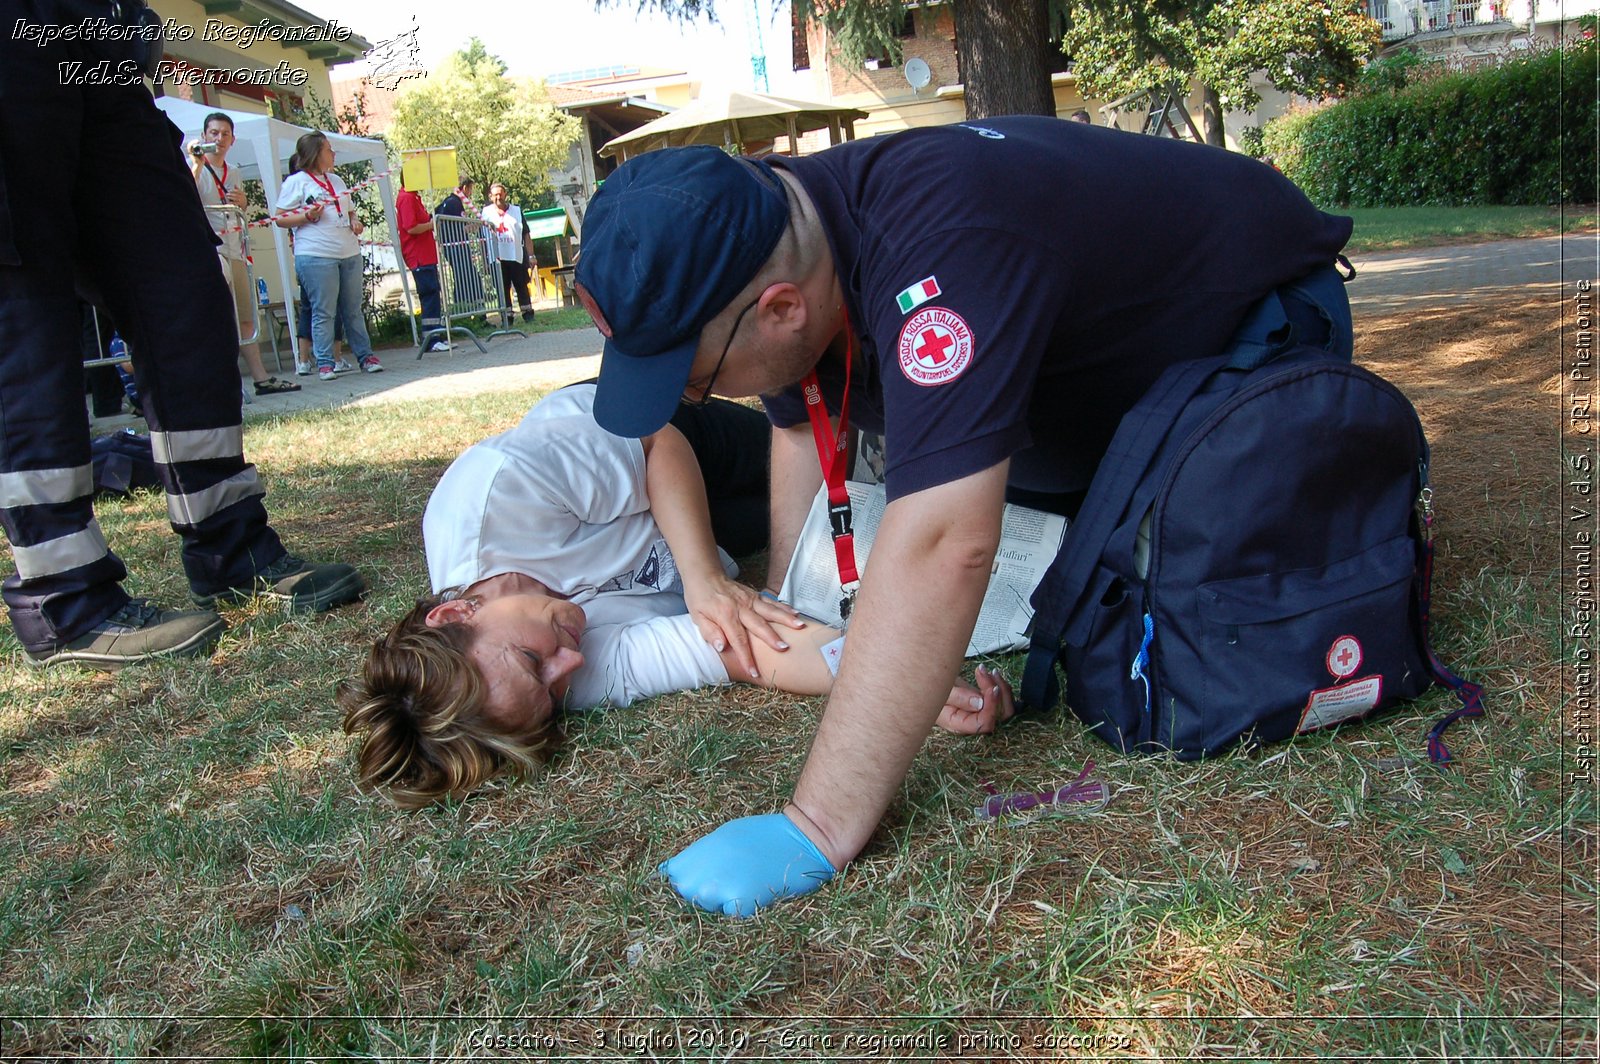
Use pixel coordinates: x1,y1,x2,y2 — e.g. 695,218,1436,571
598,90,867,160
152,97,414,352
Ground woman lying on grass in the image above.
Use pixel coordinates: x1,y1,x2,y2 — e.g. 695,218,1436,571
339,383,1013,809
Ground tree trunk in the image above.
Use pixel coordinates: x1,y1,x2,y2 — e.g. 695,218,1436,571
952,0,1056,120
1201,84,1226,146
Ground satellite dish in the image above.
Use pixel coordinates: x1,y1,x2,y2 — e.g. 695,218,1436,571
904,57,932,92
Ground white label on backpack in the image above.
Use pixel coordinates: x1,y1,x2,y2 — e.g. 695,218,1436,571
1298,675,1383,733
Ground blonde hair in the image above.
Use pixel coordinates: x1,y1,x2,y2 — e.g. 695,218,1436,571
339,600,551,809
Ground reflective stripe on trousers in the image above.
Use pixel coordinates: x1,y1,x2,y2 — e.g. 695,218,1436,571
0,5,284,652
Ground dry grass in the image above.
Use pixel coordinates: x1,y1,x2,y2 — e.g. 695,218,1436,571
0,292,1589,1060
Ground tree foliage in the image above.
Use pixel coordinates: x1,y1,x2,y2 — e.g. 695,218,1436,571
457,35,509,75
388,42,580,204
1262,33,1595,206
794,0,1057,117
789,0,919,72
1063,0,1379,138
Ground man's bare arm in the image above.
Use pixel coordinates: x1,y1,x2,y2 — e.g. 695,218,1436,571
784,461,1009,867
765,421,824,594
657,462,1012,916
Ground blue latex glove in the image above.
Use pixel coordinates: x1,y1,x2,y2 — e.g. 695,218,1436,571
659,813,836,917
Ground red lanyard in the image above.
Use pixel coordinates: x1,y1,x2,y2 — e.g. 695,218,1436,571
309,172,342,216
800,318,860,616
205,160,229,200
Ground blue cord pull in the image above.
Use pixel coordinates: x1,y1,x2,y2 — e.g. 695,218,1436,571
1129,612,1154,713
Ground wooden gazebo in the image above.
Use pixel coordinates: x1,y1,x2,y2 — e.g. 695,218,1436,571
598,90,868,161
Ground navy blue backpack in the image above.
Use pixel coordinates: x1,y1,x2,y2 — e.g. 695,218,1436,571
91,429,161,497
1021,314,1483,764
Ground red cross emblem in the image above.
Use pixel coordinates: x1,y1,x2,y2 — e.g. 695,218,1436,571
898,307,973,386
1326,635,1363,680
914,325,956,367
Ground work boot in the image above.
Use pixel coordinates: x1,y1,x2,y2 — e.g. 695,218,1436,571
192,553,365,613
26,599,225,669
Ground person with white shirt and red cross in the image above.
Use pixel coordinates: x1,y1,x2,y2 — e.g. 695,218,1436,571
481,183,535,325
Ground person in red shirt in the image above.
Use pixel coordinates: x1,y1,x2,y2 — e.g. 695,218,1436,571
395,176,445,351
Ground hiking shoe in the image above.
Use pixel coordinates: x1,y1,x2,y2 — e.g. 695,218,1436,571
254,376,302,396
26,599,225,670
294,360,313,377
192,553,365,612
360,356,383,373
318,366,337,381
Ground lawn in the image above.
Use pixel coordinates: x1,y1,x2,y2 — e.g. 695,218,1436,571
1343,204,1596,253
0,293,1588,1058
370,305,596,349
456,305,595,336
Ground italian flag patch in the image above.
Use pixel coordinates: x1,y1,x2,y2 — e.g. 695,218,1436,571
895,276,941,314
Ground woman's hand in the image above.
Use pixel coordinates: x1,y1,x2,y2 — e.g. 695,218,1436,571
304,202,324,223
936,665,1015,735
684,575,805,680
349,215,364,237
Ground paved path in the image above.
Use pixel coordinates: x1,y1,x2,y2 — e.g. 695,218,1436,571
87,233,1593,432
92,321,607,432
1345,233,1580,314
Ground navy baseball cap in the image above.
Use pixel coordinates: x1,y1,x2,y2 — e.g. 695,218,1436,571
575,146,789,437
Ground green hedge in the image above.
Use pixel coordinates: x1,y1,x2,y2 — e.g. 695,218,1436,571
1262,36,1596,206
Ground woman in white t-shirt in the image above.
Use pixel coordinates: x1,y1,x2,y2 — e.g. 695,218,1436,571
274,132,383,381
339,385,1014,808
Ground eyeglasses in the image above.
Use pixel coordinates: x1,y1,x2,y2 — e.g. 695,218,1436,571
685,296,758,406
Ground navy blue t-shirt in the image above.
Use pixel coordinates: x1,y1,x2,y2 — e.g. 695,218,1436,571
761,116,1352,501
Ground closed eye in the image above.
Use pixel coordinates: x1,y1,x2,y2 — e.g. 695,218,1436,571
520,648,543,673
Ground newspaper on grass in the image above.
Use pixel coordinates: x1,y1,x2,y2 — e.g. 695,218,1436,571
778,480,1069,657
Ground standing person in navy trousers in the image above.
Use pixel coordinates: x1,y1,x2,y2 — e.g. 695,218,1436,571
0,0,366,668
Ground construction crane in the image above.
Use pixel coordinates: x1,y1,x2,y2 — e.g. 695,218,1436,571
746,0,770,92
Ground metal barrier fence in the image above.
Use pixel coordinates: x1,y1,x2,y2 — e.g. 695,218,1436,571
427,213,528,357
81,204,262,403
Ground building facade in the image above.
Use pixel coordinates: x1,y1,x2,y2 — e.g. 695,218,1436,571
1368,0,1598,61
148,0,370,117
786,3,1103,142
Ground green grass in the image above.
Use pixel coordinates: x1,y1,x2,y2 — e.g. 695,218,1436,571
1343,204,1596,253
460,305,595,337
0,301,1587,1059
369,305,597,351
